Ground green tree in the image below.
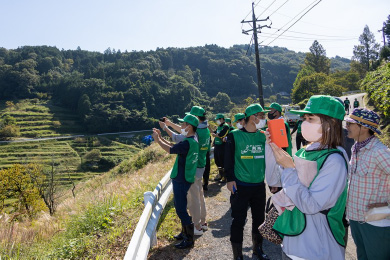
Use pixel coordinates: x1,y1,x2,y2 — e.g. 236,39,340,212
353,25,380,71
304,40,330,74
383,15,390,46
210,92,234,112
291,73,327,103
0,164,47,217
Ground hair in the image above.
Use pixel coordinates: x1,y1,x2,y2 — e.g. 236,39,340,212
317,114,344,149
244,116,251,124
191,125,197,133
198,116,206,122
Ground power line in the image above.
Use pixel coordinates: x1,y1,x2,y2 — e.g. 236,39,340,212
267,28,357,38
267,0,290,17
256,0,277,20
259,32,356,41
263,0,323,46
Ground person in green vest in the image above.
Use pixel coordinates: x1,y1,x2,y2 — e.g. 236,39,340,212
268,95,349,260
152,114,199,249
344,97,351,115
290,115,307,150
159,106,211,236
211,113,230,182
225,103,277,260
264,102,293,194
353,98,359,108
225,118,235,131
233,113,245,130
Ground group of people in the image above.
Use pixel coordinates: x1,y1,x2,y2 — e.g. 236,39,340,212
151,95,389,260
344,97,360,115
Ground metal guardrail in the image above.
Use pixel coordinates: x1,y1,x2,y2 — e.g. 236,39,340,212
124,170,173,260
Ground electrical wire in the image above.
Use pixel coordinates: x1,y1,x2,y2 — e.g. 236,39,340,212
259,32,356,41
263,0,323,46
259,0,320,44
267,0,290,18
256,0,277,19
266,28,356,38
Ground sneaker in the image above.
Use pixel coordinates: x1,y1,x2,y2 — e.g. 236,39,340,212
201,223,208,231
194,227,203,236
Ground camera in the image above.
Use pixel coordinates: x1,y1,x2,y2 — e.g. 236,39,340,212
159,117,166,122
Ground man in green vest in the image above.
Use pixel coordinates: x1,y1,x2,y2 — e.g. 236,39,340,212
159,106,211,235
212,113,230,182
152,114,199,249
353,98,359,108
233,113,245,130
225,103,275,260
265,102,293,194
344,97,351,115
225,118,235,131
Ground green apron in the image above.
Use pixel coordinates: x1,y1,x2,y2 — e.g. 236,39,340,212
232,130,266,183
273,148,348,247
170,137,199,183
214,123,229,145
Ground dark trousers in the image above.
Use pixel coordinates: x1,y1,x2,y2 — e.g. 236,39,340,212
295,133,306,150
214,144,225,168
350,220,390,260
203,151,210,186
230,183,266,243
172,179,192,226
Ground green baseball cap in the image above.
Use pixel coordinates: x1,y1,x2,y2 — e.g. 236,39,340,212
187,106,205,117
290,95,345,121
215,113,225,120
178,114,199,127
233,113,245,123
265,102,282,112
225,118,231,123
245,104,266,117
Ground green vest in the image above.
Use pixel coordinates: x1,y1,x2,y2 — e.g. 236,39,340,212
273,148,348,247
353,101,359,108
232,130,266,183
170,137,199,183
196,127,211,168
214,123,229,145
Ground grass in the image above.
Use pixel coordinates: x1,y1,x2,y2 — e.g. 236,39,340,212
0,144,175,259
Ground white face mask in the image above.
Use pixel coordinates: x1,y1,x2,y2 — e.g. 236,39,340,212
181,126,189,136
255,119,267,129
216,120,221,125
236,122,243,129
301,121,322,142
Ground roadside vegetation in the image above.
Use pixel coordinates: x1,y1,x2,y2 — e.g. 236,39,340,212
0,144,169,259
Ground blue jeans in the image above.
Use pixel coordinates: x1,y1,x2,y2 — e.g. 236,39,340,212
172,179,192,226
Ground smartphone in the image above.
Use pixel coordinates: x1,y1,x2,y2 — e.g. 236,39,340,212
233,185,237,193
268,118,288,148
159,117,165,122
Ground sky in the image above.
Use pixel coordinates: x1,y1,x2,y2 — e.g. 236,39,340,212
1,0,389,59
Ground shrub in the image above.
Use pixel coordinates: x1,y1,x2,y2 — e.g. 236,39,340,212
0,125,20,138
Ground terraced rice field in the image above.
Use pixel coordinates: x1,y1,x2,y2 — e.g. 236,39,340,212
0,137,140,185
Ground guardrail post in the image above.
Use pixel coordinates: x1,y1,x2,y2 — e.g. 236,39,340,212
143,191,155,206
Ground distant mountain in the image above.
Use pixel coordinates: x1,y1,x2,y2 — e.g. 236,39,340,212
0,45,350,132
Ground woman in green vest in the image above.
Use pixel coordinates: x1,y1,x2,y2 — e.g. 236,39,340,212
152,114,199,249
268,95,349,260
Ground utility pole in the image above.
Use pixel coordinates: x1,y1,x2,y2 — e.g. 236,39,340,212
241,3,271,108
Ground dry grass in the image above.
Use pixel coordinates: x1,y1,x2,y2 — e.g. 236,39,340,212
0,143,175,258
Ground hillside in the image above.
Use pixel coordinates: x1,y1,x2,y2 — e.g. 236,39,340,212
0,45,350,132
